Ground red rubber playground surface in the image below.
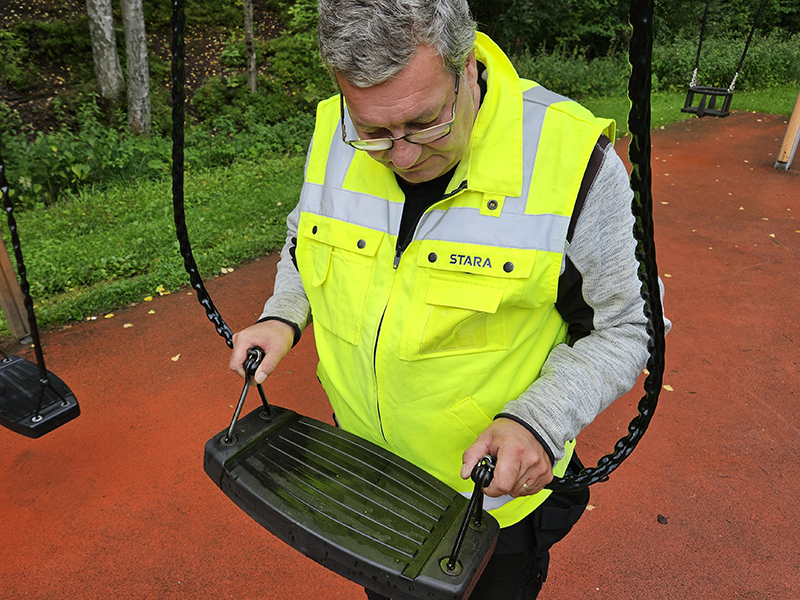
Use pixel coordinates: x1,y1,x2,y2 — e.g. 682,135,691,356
1,111,798,600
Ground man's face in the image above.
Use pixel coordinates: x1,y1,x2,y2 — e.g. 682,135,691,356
337,45,479,184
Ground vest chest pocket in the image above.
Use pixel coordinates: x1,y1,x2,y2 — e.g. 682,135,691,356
399,272,510,361
298,218,383,346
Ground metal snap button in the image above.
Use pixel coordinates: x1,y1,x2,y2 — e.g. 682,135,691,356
428,252,438,263
357,239,366,249
503,261,514,273
312,225,318,234
487,199,498,210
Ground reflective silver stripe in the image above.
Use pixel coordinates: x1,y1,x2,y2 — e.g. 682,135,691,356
301,183,570,253
524,84,570,108
503,86,570,215
323,106,357,189
460,492,514,511
300,182,404,237
418,206,569,253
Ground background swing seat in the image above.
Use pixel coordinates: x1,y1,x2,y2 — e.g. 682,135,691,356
0,355,80,438
682,85,733,118
204,405,499,600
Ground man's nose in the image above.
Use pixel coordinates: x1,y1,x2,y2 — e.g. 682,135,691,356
389,138,423,169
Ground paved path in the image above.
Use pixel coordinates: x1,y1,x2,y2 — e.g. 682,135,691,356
1,111,798,599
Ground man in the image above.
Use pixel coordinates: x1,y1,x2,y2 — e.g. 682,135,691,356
230,1,666,598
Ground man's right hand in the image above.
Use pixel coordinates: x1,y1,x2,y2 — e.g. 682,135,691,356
229,320,295,384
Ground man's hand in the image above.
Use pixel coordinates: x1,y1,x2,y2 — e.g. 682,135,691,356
460,418,553,498
229,320,295,384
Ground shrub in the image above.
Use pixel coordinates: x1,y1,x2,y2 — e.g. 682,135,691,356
512,47,630,100
652,31,800,92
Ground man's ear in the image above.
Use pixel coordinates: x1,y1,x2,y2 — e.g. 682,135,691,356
465,51,478,89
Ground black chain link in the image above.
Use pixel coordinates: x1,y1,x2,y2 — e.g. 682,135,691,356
0,140,48,382
548,0,666,492
170,0,234,348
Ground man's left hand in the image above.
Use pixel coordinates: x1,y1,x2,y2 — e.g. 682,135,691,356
460,418,553,498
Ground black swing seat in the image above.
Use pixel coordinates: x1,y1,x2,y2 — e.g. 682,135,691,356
204,405,499,600
0,355,80,438
682,85,733,118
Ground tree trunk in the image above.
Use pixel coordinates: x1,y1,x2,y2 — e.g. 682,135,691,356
121,0,151,134
243,0,257,93
85,0,124,109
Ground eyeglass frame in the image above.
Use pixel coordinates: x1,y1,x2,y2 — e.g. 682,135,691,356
340,73,461,151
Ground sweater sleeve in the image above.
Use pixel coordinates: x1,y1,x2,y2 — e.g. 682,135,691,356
498,141,670,461
258,202,312,332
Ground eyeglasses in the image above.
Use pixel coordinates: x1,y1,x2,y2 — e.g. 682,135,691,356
341,74,460,151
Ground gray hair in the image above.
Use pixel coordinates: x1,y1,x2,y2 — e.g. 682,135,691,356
317,0,476,88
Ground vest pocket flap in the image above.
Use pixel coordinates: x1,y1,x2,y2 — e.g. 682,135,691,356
302,218,383,257
417,241,535,279
426,275,504,314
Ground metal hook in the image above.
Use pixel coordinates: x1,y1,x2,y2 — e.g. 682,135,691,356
443,455,496,574
223,347,267,444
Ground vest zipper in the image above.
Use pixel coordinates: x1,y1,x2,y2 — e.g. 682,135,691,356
372,308,388,442
392,179,468,270
378,179,469,440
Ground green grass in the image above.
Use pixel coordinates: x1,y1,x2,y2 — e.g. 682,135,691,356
2,84,798,342
1,155,303,340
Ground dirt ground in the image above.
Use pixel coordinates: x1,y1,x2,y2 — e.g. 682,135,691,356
1,110,798,599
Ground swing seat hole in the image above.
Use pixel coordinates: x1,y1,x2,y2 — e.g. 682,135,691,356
220,434,239,446
440,557,463,577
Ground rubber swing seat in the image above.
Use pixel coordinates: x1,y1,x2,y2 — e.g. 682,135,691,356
682,85,733,118
0,355,80,438
204,405,499,600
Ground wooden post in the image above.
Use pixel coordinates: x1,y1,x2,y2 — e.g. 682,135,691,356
775,86,800,171
0,233,31,341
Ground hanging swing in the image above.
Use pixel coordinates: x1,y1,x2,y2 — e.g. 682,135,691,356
170,0,665,597
681,0,767,118
0,144,80,438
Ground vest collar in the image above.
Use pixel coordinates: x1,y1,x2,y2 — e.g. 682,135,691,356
451,33,525,199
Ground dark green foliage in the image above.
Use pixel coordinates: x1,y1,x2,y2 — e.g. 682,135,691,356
12,17,96,84
1,99,171,209
512,48,630,100
0,30,45,92
470,0,632,58
651,31,800,91
191,0,334,139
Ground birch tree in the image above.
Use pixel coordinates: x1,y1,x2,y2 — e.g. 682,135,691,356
86,0,124,109
121,0,151,134
243,0,257,93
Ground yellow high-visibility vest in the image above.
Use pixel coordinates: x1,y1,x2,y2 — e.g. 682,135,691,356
295,33,614,527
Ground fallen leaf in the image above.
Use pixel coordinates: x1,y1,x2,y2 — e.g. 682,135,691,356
156,284,165,293
171,354,181,362
144,296,153,302
123,323,133,329
148,310,155,315
586,504,596,511
769,234,776,238
664,273,672,278
657,514,669,525
663,384,674,391
104,313,114,319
